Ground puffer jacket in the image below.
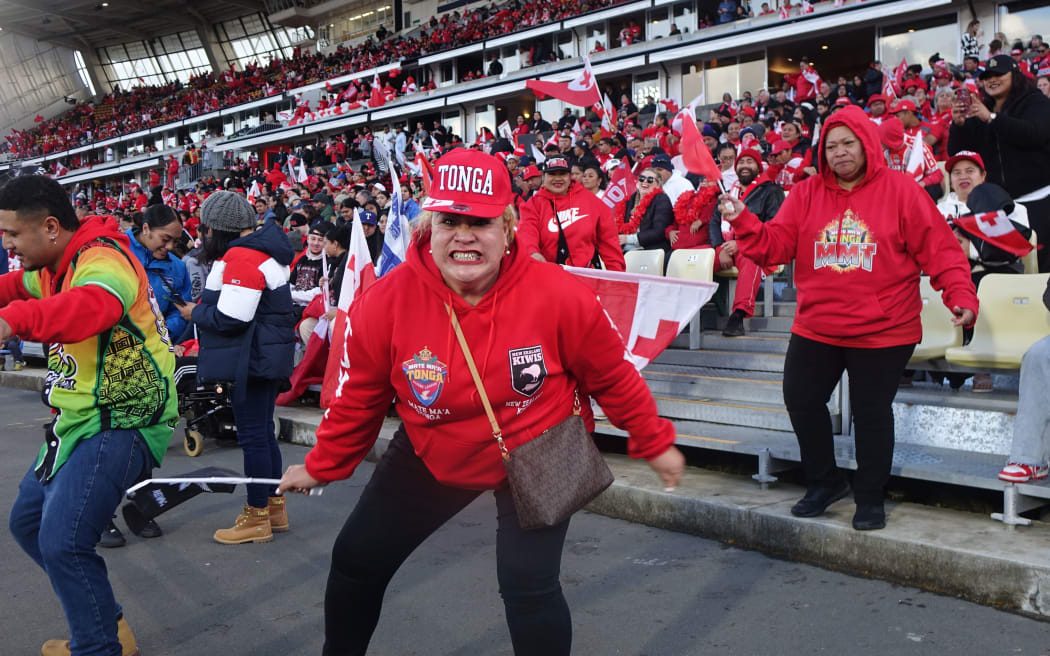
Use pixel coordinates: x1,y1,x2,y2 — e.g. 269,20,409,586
192,221,295,392
126,229,193,341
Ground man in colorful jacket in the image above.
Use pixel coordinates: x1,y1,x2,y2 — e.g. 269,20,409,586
0,175,178,655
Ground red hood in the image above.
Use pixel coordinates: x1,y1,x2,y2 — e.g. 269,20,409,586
818,105,886,191
53,215,130,286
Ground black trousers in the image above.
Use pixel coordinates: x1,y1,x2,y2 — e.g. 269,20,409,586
322,426,572,656
782,334,916,505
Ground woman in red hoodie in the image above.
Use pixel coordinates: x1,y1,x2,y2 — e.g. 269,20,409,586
721,105,978,531
517,156,625,270
278,149,683,654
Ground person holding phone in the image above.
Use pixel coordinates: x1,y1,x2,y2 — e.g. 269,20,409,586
948,54,1050,271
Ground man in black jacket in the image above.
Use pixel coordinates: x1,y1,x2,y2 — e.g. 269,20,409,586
709,149,786,336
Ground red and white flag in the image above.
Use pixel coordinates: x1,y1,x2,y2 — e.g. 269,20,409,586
601,159,637,209
369,72,385,108
566,268,717,370
954,211,1034,257
321,209,378,409
246,180,262,204
497,120,513,140
526,56,602,108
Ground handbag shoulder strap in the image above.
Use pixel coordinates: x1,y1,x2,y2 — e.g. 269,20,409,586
446,303,509,461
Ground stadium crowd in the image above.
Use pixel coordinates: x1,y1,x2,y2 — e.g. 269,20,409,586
3,18,1049,511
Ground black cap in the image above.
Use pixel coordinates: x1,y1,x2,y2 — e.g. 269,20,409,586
544,157,570,173
650,155,674,172
980,54,1019,79
965,183,1014,215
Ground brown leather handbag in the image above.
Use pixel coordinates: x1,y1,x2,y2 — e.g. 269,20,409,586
448,305,614,530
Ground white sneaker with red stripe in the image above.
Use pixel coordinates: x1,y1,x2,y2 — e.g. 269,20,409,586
998,463,1050,483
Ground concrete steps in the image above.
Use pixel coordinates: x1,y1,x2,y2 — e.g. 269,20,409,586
654,348,786,373
643,364,784,405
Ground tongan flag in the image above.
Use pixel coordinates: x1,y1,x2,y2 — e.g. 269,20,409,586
297,156,309,183
526,56,601,108
565,267,717,370
321,209,377,409
369,72,385,108
601,159,637,210
954,211,1034,257
377,186,411,276
246,180,262,204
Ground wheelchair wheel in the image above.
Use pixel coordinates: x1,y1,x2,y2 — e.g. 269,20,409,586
184,429,205,457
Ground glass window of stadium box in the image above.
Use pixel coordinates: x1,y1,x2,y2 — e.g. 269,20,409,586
536,98,563,126
999,1,1050,47
557,31,576,60
878,15,957,74
585,25,607,54
633,71,661,108
649,7,671,40
696,52,767,102
442,110,463,142
440,61,456,87
473,104,496,140
673,2,696,34
610,11,648,48
680,62,704,108
500,46,521,75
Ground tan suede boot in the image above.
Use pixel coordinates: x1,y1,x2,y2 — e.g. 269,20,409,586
268,496,289,533
41,617,141,656
213,504,272,544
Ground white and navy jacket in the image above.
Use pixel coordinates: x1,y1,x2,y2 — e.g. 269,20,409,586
192,221,296,387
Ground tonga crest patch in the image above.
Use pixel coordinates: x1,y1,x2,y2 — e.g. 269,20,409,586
508,345,547,397
402,347,448,407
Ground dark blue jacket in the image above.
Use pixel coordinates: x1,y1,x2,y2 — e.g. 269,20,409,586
126,229,193,341
192,221,295,392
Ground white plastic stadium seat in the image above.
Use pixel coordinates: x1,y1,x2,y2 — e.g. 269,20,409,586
666,249,716,349
624,249,665,275
909,276,963,363
945,273,1050,369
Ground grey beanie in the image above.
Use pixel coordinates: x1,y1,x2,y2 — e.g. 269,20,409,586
200,191,256,232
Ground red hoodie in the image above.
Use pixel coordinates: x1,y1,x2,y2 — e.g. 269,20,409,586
304,237,674,489
731,105,978,348
517,181,626,271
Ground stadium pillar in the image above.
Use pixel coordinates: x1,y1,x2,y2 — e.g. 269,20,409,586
77,46,109,101
195,23,226,73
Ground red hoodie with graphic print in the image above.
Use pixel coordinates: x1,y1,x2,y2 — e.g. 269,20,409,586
730,105,978,348
517,181,626,271
304,236,674,489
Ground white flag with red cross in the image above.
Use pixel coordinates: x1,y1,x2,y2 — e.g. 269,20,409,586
321,209,378,409
954,211,1034,257
565,267,717,370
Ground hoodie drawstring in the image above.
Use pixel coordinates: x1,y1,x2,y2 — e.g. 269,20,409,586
447,290,501,407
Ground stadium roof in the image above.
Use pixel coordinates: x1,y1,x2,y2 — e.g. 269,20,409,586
0,0,260,50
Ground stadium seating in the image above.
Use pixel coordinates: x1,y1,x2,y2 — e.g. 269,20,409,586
624,249,665,275
944,273,1050,369
666,249,716,349
909,276,963,363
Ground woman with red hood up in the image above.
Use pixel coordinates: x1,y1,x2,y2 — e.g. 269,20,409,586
720,105,978,531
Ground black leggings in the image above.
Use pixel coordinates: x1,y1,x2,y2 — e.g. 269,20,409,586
323,426,572,656
782,334,915,505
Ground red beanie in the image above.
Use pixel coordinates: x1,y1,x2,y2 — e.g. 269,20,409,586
735,148,764,167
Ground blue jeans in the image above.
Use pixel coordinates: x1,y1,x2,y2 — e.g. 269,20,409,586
232,378,282,508
9,429,151,656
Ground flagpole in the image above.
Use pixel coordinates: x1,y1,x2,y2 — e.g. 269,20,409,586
126,477,325,496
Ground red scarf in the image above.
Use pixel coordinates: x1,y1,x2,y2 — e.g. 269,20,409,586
614,190,663,234
672,184,719,227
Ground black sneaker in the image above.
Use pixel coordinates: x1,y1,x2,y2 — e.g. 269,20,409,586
852,503,886,530
722,310,746,337
790,480,851,517
136,518,163,539
99,518,126,548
